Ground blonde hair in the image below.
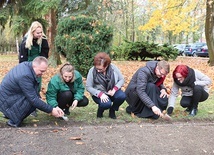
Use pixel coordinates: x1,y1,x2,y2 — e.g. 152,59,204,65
25,21,47,50
60,63,75,82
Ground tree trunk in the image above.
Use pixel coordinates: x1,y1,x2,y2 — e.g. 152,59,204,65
205,0,214,65
46,9,61,66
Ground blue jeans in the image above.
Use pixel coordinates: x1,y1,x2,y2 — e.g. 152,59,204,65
92,89,126,111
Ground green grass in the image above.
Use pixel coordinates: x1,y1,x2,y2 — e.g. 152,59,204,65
1,91,214,127
0,53,18,61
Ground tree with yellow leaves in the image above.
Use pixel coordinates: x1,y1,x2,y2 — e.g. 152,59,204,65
138,0,206,44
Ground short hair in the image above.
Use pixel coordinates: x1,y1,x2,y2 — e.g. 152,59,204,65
172,65,188,79
157,60,170,73
32,56,48,66
93,52,111,67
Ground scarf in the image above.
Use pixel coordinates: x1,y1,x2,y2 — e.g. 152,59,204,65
93,65,115,92
174,66,195,88
155,76,165,87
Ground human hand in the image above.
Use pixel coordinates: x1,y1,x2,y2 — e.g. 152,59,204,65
51,107,64,117
107,89,116,96
70,100,78,110
160,89,168,98
151,106,163,117
100,93,109,103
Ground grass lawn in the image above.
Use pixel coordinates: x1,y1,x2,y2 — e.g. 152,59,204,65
0,54,214,127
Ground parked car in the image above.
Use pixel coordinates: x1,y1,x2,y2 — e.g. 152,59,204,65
173,44,187,55
183,42,206,57
195,45,209,57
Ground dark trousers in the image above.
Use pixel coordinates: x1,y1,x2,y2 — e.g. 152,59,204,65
57,91,89,110
92,89,126,111
180,85,209,109
127,83,168,119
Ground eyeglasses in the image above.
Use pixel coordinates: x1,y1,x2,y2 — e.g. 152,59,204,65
158,67,167,76
96,68,104,72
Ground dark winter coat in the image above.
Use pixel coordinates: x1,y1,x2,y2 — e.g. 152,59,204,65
0,62,53,125
19,37,49,63
125,61,166,109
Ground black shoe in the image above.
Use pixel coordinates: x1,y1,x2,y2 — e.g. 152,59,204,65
189,109,198,116
97,108,104,118
126,106,132,114
167,107,174,115
2,114,9,119
109,108,116,119
64,108,70,115
184,107,191,112
6,120,20,128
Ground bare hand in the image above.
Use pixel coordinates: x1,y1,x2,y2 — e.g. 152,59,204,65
51,107,64,117
107,89,116,96
160,89,168,98
70,100,78,110
151,106,163,117
100,93,109,103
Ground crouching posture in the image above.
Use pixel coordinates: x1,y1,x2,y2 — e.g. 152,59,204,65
167,65,212,116
86,52,126,119
0,56,64,127
125,60,170,120
46,63,89,118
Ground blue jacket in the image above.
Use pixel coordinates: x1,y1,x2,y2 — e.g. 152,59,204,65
0,62,53,124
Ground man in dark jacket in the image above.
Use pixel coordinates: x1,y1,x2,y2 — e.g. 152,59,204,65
125,60,171,120
0,56,64,127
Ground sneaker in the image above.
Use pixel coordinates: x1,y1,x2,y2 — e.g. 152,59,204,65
61,115,69,121
7,120,20,128
30,111,38,117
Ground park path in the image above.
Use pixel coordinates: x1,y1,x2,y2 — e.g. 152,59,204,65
0,122,214,155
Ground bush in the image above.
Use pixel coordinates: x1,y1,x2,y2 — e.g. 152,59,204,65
55,15,113,77
113,40,178,61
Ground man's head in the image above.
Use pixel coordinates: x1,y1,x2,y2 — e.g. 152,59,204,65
155,60,170,78
32,56,48,77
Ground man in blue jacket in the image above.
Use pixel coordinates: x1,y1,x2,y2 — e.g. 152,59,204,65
0,56,64,127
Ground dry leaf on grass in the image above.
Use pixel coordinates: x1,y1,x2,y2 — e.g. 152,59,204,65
131,112,135,118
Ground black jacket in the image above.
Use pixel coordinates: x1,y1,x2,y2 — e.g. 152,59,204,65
125,61,166,108
19,37,49,63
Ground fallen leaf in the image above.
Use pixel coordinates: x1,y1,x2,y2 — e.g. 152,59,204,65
69,136,81,140
131,112,135,118
76,141,84,145
32,119,39,122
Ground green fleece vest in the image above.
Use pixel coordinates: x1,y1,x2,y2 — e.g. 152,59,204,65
28,45,41,61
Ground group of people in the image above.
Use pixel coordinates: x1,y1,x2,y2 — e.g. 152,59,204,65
0,21,212,127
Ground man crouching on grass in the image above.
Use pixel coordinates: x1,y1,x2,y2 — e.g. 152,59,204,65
0,56,64,127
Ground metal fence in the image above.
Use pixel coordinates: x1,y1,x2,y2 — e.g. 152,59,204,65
0,44,18,54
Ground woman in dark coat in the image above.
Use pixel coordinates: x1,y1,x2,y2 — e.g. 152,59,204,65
19,21,49,63
125,60,170,119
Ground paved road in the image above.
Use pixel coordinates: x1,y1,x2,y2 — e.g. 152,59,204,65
0,122,214,155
